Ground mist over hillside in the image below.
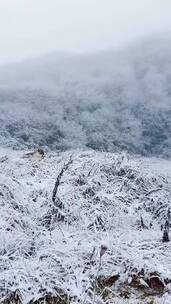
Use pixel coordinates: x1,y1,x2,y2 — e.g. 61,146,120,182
0,35,171,157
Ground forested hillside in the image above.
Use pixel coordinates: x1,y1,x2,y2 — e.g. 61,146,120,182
0,36,171,157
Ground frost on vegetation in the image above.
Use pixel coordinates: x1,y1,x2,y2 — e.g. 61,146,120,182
0,149,171,303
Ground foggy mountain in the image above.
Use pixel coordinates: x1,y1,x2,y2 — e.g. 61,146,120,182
0,35,171,157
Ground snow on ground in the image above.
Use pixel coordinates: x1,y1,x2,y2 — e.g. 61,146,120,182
0,148,171,303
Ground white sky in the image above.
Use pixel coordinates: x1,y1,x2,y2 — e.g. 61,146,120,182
0,0,171,64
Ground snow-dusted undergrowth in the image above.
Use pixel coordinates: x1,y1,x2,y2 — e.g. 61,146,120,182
0,148,171,303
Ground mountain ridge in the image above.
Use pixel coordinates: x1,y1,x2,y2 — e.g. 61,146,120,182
0,35,171,157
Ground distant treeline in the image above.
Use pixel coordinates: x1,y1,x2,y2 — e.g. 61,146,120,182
0,36,171,157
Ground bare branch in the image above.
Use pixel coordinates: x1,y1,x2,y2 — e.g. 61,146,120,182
52,156,73,204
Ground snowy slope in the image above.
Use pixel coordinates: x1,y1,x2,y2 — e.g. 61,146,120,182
0,35,171,157
0,148,171,303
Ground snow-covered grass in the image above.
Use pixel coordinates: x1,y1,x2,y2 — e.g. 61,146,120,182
0,148,171,303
